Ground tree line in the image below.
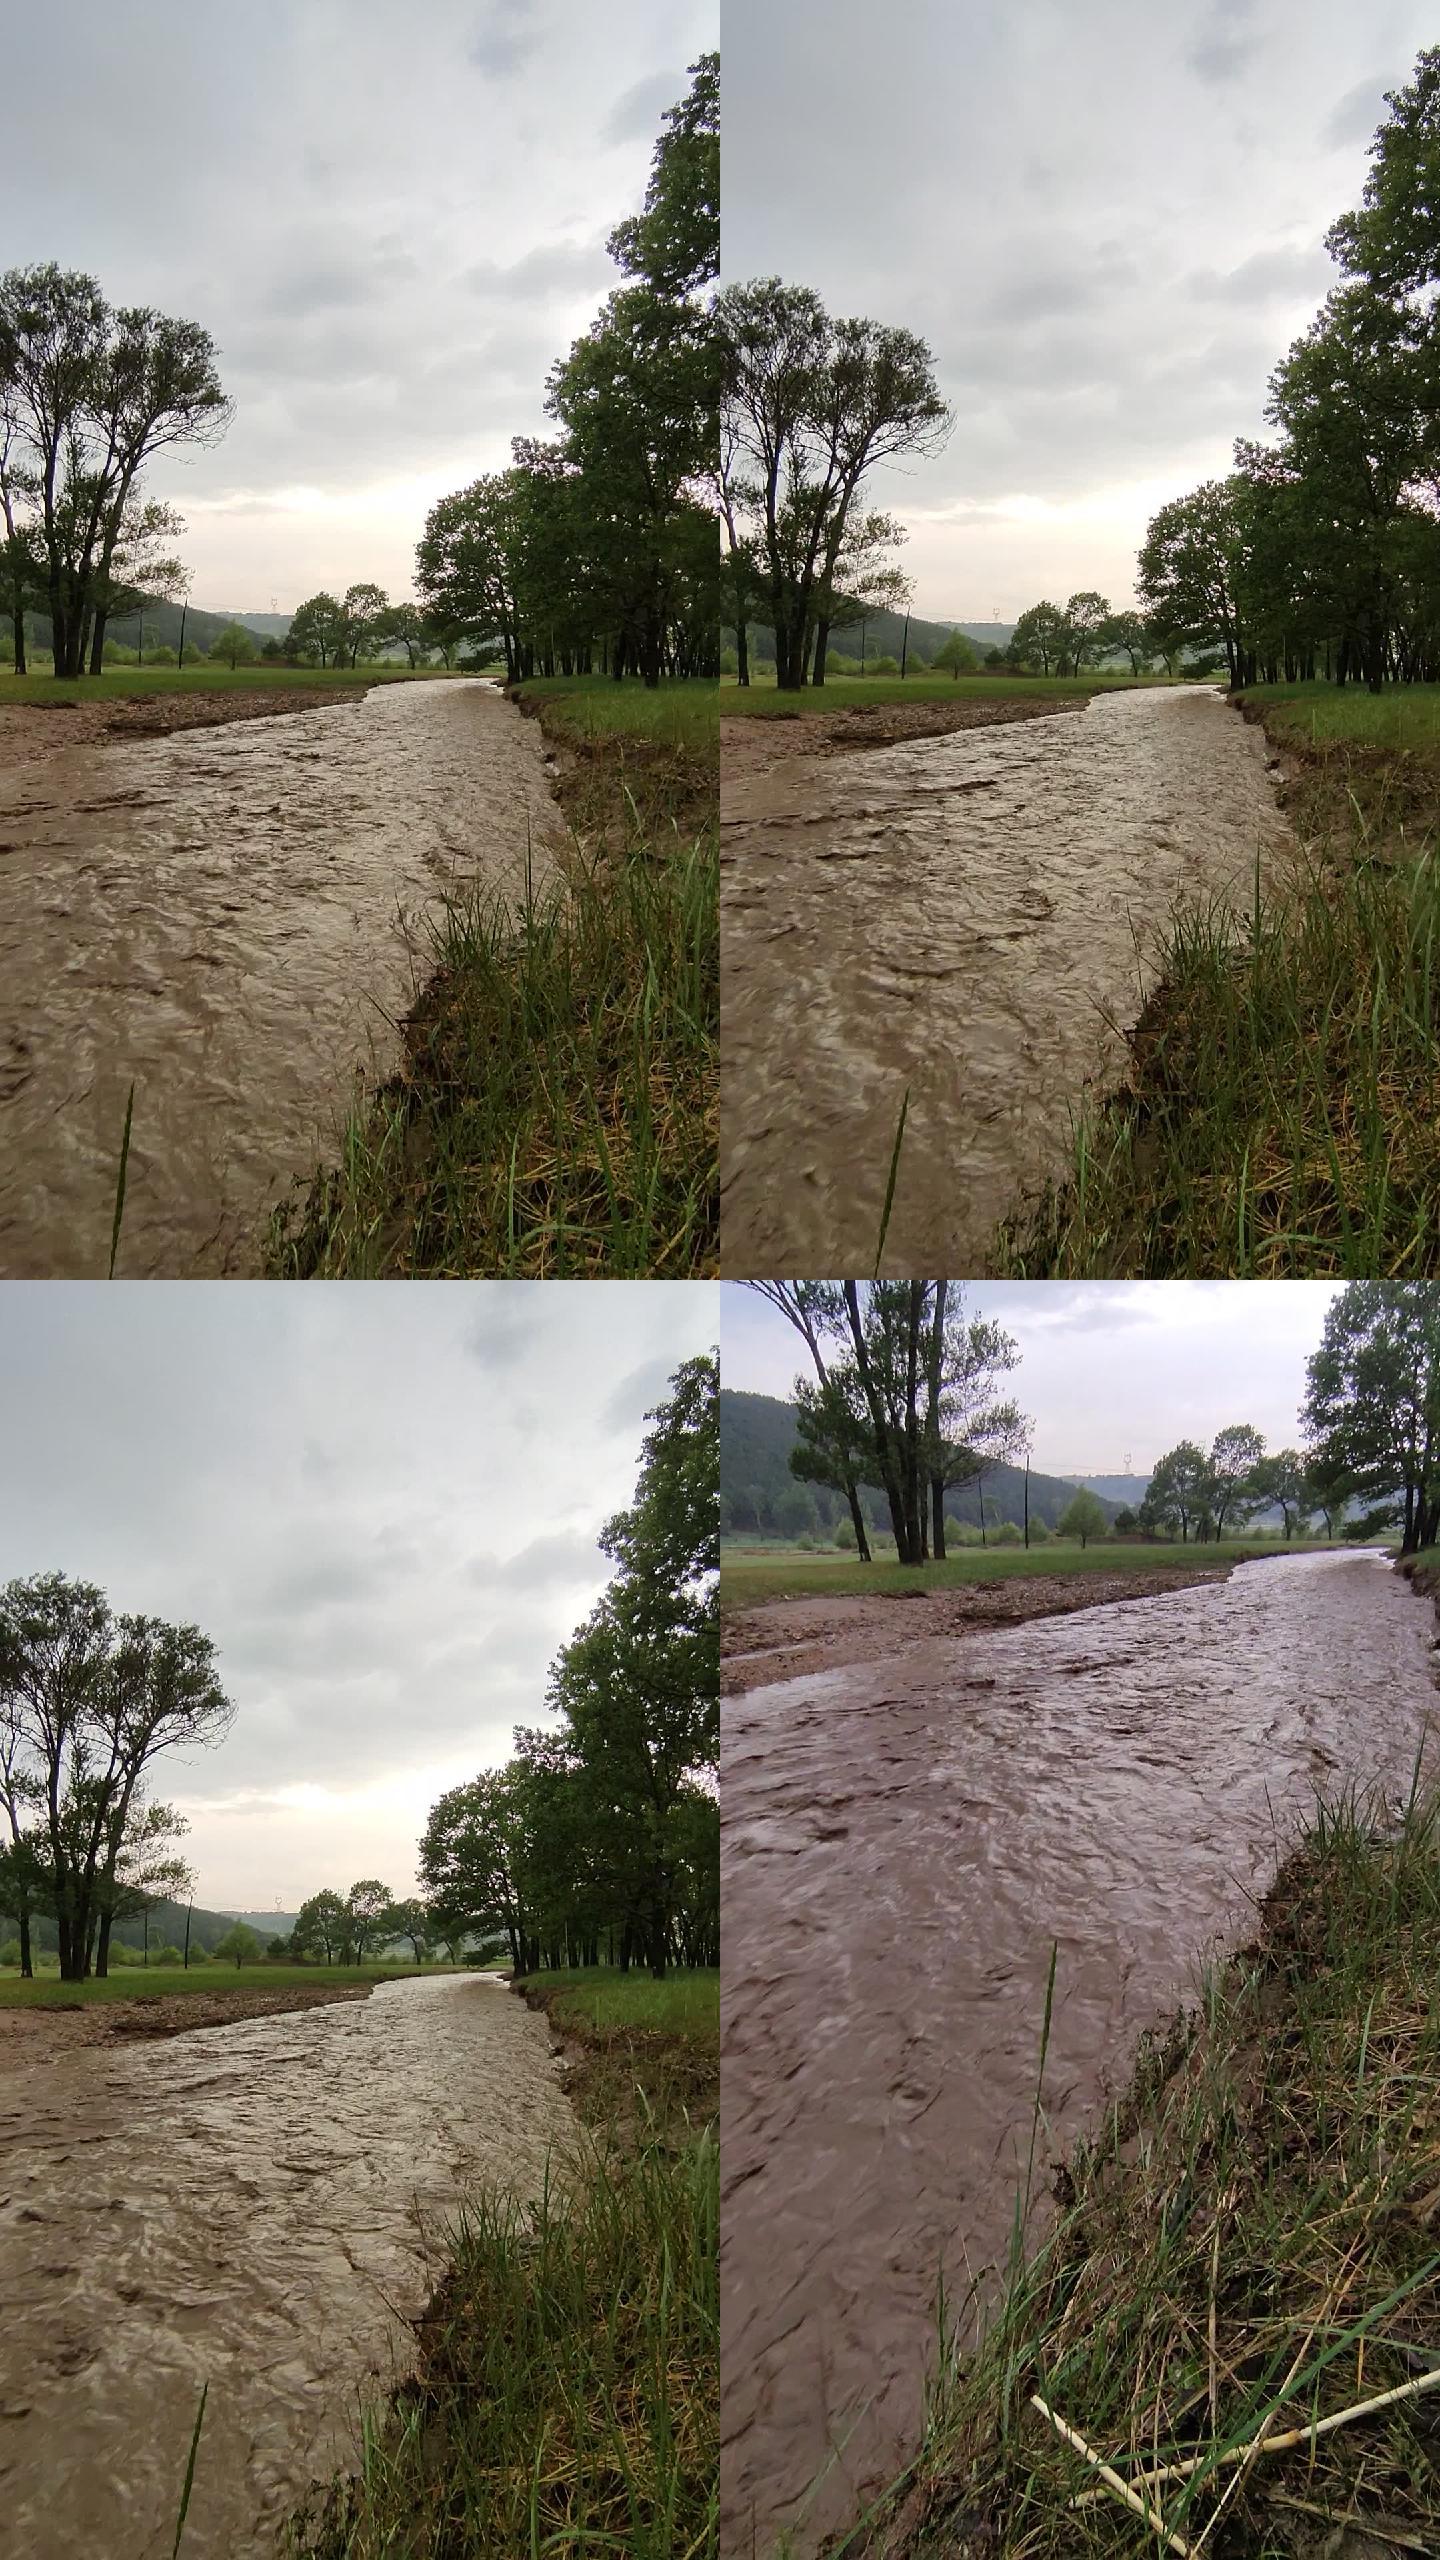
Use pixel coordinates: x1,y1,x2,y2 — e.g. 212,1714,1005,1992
1138,51,1440,690
0,1576,231,1979
0,266,230,677
420,1355,717,1978
415,57,717,689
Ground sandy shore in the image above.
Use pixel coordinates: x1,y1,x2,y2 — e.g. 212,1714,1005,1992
0,1978,375,2061
720,689,1083,781
721,1561,1240,1694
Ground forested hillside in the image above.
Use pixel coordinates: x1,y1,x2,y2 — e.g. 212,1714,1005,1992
720,1389,1123,1537
724,606,1014,666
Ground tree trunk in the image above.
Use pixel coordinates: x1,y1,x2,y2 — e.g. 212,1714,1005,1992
18,1906,31,1979
736,618,750,687
812,617,829,686
11,606,25,676
845,1479,872,1561
89,610,107,676
96,1910,112,1977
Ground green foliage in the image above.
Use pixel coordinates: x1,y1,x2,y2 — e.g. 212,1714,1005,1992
1057,1488,1109,1547
933,630,980,676
989,1520,1023,1546
1304,1283,1440,1551
209,620,256,668
214,1922,262,1967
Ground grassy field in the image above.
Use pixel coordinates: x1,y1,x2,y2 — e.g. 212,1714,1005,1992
844,1776,1440,2558
0,1959,440,2006
0,662,455,701
720,671,1157,714
287,1966,718,2560
719,1537,1326,1610
266,673,717,1280
999,681,1440,1278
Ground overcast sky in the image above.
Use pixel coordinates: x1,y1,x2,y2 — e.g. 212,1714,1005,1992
0,1282,716,1915
723,1282,1344,1478
0,0,713,608
723,0,1437,619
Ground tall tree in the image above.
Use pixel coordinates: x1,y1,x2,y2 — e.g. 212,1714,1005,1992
1303,1283,1440,1553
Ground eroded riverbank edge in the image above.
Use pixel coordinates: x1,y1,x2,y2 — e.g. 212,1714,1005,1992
0,1975,379,2061
720,688,1092,782
0,682,377,777
721,1554,1280,1697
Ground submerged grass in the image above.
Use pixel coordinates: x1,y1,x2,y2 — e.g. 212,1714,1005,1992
998,685,1440,1276
285,1968,718,2560
266,675,717,1278
842,1771,1440,2560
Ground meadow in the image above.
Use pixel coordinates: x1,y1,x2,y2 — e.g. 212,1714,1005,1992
720,670,1159,714
0,661,459,701
720,1535,1330,1611
1000,681,1440,1279
267,672,718,1281
0,1958,451,2006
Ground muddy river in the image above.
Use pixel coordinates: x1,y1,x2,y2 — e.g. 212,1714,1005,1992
0,1974,573,2559
720,1552,1439,2555
0,679,562,1276
720,685,1295,1274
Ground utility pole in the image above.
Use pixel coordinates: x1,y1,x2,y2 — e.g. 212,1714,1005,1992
900,612,910,679
1023,1456,1030,1549
183,1902,192,1969
177,602,187,668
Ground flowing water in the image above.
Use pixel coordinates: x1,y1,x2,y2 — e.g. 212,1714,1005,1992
0,1974,573,2559
0,679,562,1277
720,1552,1440,2555
720,686,1295,1273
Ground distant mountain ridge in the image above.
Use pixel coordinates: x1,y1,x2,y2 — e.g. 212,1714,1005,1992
720,1389,1126,1536
725,607,1015,667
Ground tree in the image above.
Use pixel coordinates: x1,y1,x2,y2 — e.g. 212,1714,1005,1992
1009,600,1068,676
745,1282,873,1559
293,1887,347,1965
1099,608,1152,674
1058,1489,1108,1548
1137,482,1245,684
933,629,979,678
0,264,230,677
379,600,427,667
288,591,345,668
387,1896,430,1963
345,1877,394,1962
1141,1440,1211,1543
1061,590,1110,673
210,620,256,669
1207,1424,1267,1539
339,582,388,668
1250,1448,1308,1539
1303,1283,1440,1553
215,1923,261,1968
1113,1506,1139,1534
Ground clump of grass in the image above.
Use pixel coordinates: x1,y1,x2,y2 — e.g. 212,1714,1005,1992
267,679,717,1278
285,1969,718,2560
845,1774,1440,2558
999,725,1440,1274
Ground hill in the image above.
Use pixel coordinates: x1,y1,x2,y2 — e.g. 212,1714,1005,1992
18,598,293,659
720,1389,1124,1538
725,607,1014,669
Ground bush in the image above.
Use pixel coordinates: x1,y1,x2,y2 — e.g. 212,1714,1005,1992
867,654,901,676
990,1520,1023,1546
0,1938,21,1967
835,1516,857,1549
1028,1518,1052,1544
719,648,738,675
153,1943,185,1966
952,1520,984,1547
144,644,178,666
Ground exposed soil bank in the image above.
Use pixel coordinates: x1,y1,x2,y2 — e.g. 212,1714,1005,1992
719,1552,1438,2556
720,692,1083,782
0,686,364,779
720,685,1294,1274
0,1979,374,2060
0,1973,571,2560
722,1562,1239,1696
0,677,564,1276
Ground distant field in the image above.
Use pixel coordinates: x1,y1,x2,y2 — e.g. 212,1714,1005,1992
720,671,1178,714
0,663,463,705
721,1536,1339,1608
511,671,718,756
523,1965,718,2044
0,1959,469,2007
1238,680,1440,756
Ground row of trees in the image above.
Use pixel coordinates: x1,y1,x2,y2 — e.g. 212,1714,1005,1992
718,278,950,689
0,1576,232,1979
1134,1429,1326,1544
0,265,229,677
1138,51,1440,689
1007,595,1201,679
420,1354,718,1979
1303,1284,1440,1553
416,57,717,687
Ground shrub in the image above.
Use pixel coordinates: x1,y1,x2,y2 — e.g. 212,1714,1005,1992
0,1938,21,1967
835,1517,857,1549
867,654,901,676
990,1520,1023,1546
719,648,738,675
1028,1518,1052,1544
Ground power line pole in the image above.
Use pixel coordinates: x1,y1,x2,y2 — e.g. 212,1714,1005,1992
177,602,187,668
900,612,910,679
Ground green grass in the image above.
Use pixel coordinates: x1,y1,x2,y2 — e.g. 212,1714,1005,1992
0,1960,427,2007
845,1774,1440,2558
0,662,456,702
266,676,717,1278
285,1966,718,2560
718,1539,1320,1610
720,672,1154,715
998,686,1440,1277
1245,677,1440,756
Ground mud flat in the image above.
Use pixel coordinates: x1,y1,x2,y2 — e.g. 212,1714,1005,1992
719,1551,1439,2557
0,677,563,1276
720,685,1295,1274
0,1973,573,2559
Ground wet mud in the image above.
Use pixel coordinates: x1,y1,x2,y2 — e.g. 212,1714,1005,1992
0,678,563,1276
720,685,1295,1274
719,690,1083,782
0,1973,573,2559
720,1552,1439,2555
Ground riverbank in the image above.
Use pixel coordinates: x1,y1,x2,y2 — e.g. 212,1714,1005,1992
0,1976,384,2056
845,1777,1440,2559
721,689,1089,780
286,1965,719,2559
266,674,718,1280
999,682,1440,1277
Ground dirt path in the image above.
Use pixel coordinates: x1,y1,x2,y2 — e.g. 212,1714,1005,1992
721,1560,1239,1694
0,1974,573,2560
720,685,1294,1274
720,1553,1439,2555
0,677,565,1277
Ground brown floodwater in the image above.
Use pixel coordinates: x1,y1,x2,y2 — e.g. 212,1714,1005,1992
0,1974,573,2559
0,679,562,1276
720,685,1295,1274
720,1552,1440,2556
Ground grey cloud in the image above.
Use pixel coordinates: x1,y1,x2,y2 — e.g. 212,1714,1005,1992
1184,246,1332,305
468,1529,605,1593
1323,76,1391,149
468,0,541,78
1186,0,1261,86
604,69,685,146
461,239,614,300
